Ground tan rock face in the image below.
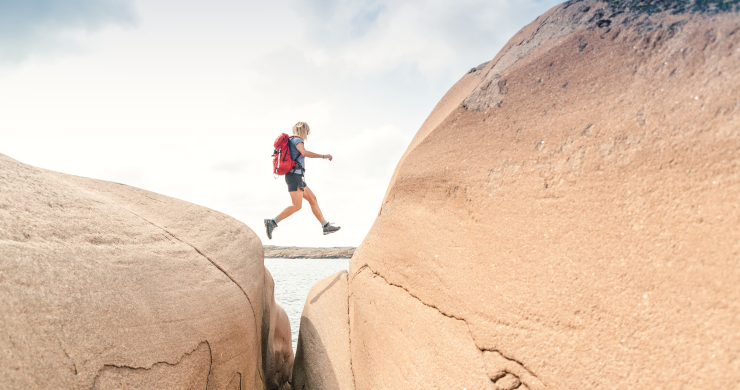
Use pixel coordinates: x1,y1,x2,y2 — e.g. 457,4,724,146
348,1,740,389
0,153,293,389
292,271,354,390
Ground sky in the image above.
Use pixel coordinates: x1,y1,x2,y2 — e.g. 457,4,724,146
0,0,563,247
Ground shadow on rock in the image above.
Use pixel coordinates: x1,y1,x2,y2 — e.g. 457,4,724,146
292,317,341,390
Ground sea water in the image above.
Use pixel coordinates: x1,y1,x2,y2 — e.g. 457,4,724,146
264,258,350,353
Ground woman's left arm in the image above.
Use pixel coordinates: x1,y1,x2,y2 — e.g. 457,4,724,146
296,143,333,161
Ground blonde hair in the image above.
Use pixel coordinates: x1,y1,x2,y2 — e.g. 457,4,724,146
292,122,310,140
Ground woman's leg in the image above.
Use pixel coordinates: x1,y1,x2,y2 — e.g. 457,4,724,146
276,188,304,221
302,186,326,223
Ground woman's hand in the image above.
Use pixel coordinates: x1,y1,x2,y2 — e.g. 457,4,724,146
324,154,333,161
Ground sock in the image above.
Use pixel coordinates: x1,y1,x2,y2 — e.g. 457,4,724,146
321,220,328,227
273,216,281,224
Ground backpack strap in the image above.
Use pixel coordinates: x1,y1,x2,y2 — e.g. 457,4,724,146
288,136,304,172
288,136,303,158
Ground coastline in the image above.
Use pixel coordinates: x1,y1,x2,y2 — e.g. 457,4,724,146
264,245,355,259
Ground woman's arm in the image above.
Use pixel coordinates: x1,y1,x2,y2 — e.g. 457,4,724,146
296,142,333,161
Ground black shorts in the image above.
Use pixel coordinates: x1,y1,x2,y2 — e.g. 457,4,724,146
285,172,306,192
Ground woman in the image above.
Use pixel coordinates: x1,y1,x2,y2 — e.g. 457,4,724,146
264,122,340,239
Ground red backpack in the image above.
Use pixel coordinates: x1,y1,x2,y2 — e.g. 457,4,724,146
272,133,302,176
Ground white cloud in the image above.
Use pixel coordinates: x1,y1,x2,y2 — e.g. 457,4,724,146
0,0,563,246
292,0,562,77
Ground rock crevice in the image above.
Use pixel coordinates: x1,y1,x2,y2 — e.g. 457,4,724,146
353,264,542,389
292,271,354,390
125,209,260,330
90,341,212,390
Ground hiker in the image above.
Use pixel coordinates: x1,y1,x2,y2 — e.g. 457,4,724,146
264,122,341,239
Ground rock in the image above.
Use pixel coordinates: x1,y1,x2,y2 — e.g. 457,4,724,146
345,1,740,389
264,246,355,259
92,342,212,389
349,267,491,388
493,373,520,390
0,153,293,389
482,351,541,389
292,271,354,390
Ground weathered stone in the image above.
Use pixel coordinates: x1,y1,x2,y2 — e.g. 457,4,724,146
0,153,292,389
493,373,520,390
91,342,212,389
349,267,490,389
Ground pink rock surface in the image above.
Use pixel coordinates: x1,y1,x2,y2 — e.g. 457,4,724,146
345,1,740,389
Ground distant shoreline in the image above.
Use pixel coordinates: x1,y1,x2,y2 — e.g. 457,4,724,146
263,245,355,259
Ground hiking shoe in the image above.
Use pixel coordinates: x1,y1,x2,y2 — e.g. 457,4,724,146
322,222,341,235
264,219,278,240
